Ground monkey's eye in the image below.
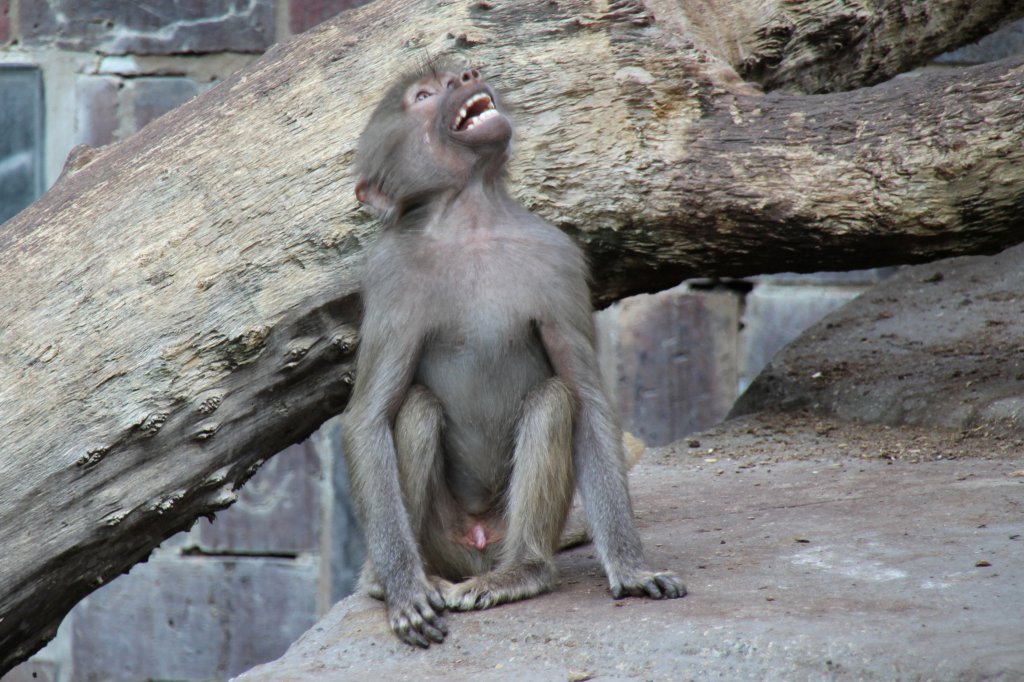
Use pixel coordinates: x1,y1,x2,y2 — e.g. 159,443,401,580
415,90,433,102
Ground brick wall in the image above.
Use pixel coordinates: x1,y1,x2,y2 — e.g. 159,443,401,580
0,1,9,43
0,0,369,217
0,65,43,223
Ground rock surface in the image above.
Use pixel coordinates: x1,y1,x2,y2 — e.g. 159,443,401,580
234,414,1024,681
732,242,1024,437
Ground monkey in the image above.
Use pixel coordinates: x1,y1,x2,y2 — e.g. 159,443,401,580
342,61,685,648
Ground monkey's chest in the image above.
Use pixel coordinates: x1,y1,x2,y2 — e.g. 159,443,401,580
411,230,560,422
417,312,552,407
415,298,553,456
417,241,552,348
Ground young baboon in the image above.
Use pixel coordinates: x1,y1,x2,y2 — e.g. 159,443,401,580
343,62,685,648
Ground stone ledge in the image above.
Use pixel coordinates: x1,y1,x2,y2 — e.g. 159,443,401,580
234,415,1024,681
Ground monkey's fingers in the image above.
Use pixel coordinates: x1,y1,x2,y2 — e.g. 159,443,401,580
395,620,431,649
391,612,447,648
389,598,449,648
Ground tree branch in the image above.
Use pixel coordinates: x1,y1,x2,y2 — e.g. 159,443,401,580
592,53,1024,300
730,0,1024,92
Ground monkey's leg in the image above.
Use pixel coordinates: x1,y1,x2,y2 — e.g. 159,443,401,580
352,384,452,646
444,377,575,611
358,384,445,598
393,385,446,539
558,507,591,550
396,386,479,595
558,432,644,550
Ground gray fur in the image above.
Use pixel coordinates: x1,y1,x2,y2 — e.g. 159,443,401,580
343,64,685,649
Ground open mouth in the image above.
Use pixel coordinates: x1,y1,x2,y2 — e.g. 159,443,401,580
453,92,499,132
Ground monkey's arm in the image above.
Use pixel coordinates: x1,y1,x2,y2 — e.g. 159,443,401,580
342,318,448,646
539,318,686,600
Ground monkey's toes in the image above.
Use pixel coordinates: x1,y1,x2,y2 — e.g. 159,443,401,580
611,570,687,600
429,576,456,609
645,572,686,599
443,581,497,611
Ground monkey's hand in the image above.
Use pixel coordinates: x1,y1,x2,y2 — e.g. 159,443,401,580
386,578,449,648
609,567,687,600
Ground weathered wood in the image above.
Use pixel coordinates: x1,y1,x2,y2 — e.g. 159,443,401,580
2,0,1024,670
728,0,1024,92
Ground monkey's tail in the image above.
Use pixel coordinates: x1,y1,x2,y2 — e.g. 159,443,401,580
559,431,647,551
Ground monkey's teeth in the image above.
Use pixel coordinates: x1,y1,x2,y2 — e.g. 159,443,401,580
465,93,492,109
463,107,500,131
465,109,500,130
455,93,496,131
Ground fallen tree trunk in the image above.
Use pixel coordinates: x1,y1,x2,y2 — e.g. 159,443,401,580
727,0,1024,92
2,0,1023,670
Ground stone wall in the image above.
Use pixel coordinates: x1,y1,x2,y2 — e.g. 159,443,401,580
594,272,891,448
0,0,366,220
3,6,1023,681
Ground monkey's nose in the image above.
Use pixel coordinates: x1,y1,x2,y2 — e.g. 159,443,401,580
461,68,480,84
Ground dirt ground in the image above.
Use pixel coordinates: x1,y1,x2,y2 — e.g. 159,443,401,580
680,410,1024,464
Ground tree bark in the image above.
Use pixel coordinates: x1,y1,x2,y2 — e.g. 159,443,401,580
722,0,1024,93
2,0,1023,670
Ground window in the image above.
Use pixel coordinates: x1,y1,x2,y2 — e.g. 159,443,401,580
0,65,44,225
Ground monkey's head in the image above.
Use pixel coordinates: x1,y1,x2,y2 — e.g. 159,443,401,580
355,63,513,223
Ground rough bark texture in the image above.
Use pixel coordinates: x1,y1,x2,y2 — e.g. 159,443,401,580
727,0,1024,93
2,0,1024,670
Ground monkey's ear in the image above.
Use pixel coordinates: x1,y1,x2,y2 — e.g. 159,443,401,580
355,177,396,217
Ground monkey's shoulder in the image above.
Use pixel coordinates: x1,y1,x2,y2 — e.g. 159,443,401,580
362,218,589,331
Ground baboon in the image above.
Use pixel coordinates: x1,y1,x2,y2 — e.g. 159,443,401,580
343,62,685,647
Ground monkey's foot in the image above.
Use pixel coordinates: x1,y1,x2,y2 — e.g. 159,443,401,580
443,561,556,611
366,581,384,600
386,579,449,648
358,560,385,600
610,568,687,600
558,509,592,551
